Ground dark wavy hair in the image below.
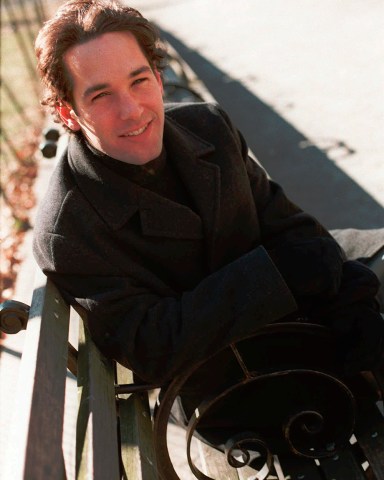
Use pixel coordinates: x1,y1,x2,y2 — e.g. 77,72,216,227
35,0,167,124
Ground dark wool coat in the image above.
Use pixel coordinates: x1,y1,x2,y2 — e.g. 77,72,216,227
34,102,336,385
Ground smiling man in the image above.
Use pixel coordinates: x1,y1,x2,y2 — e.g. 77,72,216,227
57,31,165,164
34,0,383,407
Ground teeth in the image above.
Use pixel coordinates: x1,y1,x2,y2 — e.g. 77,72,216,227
123,124,147,137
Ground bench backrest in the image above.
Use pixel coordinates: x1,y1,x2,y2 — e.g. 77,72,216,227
3,269,157,480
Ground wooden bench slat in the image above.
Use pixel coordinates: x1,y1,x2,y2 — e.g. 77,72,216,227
76,320,120,480
4,272,69,480
318,447,367,480
354,398,384,480
116,366,159,480
198,443,241,479
277,455,323,480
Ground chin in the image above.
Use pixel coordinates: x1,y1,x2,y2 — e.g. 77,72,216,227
118,154,157,166
132,148,163,165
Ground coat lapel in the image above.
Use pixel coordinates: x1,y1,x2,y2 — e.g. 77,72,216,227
163,116,221,257
139,189,203,239
67,118,220,243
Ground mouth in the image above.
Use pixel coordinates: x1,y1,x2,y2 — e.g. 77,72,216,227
119,121,151,138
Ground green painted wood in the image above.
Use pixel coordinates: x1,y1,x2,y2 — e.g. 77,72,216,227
319,448,367,480
3,271,69,480
76,320,120,480
116,365,158,480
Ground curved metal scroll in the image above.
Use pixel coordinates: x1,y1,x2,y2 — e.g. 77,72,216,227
153,323,357,480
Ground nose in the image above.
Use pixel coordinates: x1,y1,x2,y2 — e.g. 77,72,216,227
119,91,143,121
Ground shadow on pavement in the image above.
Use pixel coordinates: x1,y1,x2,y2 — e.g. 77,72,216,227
161,30,383,230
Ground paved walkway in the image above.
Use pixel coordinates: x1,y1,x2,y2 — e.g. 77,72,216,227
130,0,384,228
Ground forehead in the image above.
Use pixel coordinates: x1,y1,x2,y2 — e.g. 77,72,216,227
63,31,149,93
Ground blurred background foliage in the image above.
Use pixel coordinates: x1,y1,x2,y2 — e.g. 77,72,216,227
1,0,62,300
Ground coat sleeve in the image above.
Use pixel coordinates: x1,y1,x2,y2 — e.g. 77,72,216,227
39,237,296,385
33,103,332,386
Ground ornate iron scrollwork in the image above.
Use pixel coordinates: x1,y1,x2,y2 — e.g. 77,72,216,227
281,371,355,457
185,394,274,479
153,323,357,479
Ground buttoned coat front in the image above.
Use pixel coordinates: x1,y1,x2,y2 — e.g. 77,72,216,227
34,102,332,384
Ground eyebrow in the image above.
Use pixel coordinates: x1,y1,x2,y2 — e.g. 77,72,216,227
82,65,152,99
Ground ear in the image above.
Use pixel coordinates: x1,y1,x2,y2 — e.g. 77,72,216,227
56,104,81,131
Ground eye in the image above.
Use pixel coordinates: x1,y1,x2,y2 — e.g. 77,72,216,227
132,77,148,86
92,91,110,102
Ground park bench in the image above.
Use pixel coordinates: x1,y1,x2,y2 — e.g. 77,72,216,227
1,265,384,480
1,43,384,480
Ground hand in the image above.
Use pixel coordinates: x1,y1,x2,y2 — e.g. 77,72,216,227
269,237,344,298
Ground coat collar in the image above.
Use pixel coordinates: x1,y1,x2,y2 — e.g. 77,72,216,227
67,112,220,240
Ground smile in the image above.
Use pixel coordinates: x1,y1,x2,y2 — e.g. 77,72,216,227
120,122,150,137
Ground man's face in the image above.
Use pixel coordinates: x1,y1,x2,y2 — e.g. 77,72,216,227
58,31,165,165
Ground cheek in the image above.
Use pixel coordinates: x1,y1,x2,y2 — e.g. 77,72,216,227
77,108,108,131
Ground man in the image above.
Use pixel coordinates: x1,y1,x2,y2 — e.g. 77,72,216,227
34,0,383,393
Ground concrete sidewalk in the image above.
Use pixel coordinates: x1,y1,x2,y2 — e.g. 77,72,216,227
129,0,384,228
